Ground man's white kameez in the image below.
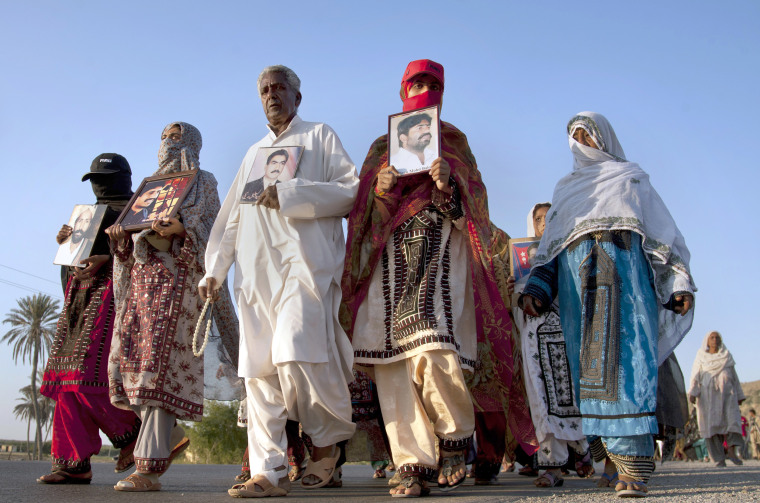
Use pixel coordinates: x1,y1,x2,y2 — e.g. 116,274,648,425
202,116,359,483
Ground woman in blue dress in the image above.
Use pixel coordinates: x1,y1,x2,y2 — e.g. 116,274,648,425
519,112,695,498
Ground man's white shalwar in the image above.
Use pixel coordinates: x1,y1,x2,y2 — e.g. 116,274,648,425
203,116,359,481
203,116,358,382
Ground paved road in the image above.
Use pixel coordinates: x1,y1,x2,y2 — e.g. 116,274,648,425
2,459,759,502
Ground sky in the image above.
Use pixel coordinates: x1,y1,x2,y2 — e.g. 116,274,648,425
0,1,758,440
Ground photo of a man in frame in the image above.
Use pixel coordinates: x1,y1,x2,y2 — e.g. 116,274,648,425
54,205,104,267
240,146,301,204
389,108,439,175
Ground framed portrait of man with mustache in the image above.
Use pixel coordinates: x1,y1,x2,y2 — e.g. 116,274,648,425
240,146,304,204
54,204,107,267
116,170,199,230
388,105,441,176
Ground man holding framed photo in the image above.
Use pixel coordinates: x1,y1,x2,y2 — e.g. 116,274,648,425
201,65,359,498
341,59,535,497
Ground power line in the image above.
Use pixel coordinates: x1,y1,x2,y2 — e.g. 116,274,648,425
0,264,58,285
0,279,63,300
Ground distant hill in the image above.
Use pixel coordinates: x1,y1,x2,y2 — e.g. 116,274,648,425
741,380,760,416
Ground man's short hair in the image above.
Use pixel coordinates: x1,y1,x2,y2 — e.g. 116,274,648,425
257,65,301,97
267,149,289,164
397,113,432,148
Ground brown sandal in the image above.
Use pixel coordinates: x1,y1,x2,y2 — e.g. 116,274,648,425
114,473,161,492
437,451,466,491
391,475,430,498
228,473,290,498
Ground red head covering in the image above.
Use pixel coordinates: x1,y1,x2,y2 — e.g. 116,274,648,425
401,59,444,112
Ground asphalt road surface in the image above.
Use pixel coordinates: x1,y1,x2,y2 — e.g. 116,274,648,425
3,458,759,502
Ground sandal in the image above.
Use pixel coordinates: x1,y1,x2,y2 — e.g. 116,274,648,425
228,473,290,498
575,451,595,478
374,468,387,478
37,470,92,484
519,465,539,477
288,463,305,482
301,446,340,489
437,451,466,491
114,473,161,492
615,480,647,498
391,475,430,498
597,471,619,488
235,470,251,482
115,439,137,473
534,470,564,487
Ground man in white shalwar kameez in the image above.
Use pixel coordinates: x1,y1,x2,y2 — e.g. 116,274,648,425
200,65,358,498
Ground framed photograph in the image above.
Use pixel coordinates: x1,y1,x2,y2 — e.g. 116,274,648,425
240,146,304,203
53,204,107,267
116,170,199,231
509,237,542,280
388,105,440,176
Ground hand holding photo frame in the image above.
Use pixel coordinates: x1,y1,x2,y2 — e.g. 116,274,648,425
388,105,440,176
116,170,199,231
240,146,304,203
509,237,542,281
53,204,107,267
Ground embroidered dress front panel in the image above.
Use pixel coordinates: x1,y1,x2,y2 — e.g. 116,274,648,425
111,248,204,421
352,208,476,368
515,290,584,443
41,271,114,395
555,232,659,438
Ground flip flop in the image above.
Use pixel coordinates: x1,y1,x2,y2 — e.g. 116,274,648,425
616,480,647,498
37,470,92,485
597,471,619,488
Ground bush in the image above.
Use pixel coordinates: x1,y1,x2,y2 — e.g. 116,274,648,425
179,400,247,465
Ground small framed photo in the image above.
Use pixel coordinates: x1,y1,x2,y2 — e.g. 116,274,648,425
240,146,304,203
53,204,108,267
510,237,542,280
116,170,199,231
388,105,440,176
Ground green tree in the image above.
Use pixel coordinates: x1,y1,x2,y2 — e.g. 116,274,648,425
182,400,247,464
2,293,59,460
13,378,55,459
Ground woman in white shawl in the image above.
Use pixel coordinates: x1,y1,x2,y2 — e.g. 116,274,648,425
688,331,745,466
520,112,696,498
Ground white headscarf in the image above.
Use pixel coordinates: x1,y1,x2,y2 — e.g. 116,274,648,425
690,331,735,382
533,112,696,364
526,202,551,238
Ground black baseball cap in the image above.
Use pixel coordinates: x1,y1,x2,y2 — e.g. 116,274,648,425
81,153,131,181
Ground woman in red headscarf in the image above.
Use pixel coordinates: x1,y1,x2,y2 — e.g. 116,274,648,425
341,60,535,497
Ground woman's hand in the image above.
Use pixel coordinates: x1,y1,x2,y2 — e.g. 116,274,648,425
105,224,129,246
151,217,186,238
72,255,109,280
519,294,543,317
376,166,400,194
429,157,452,194
673,293,694,316
56,225,72,244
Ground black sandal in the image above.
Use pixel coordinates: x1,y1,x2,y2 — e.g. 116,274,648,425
437,452,466,491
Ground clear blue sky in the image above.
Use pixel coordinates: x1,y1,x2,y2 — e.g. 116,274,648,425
1,1,758,440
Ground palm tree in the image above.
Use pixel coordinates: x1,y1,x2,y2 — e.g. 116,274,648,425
13,380,55,459
2,293,59,460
